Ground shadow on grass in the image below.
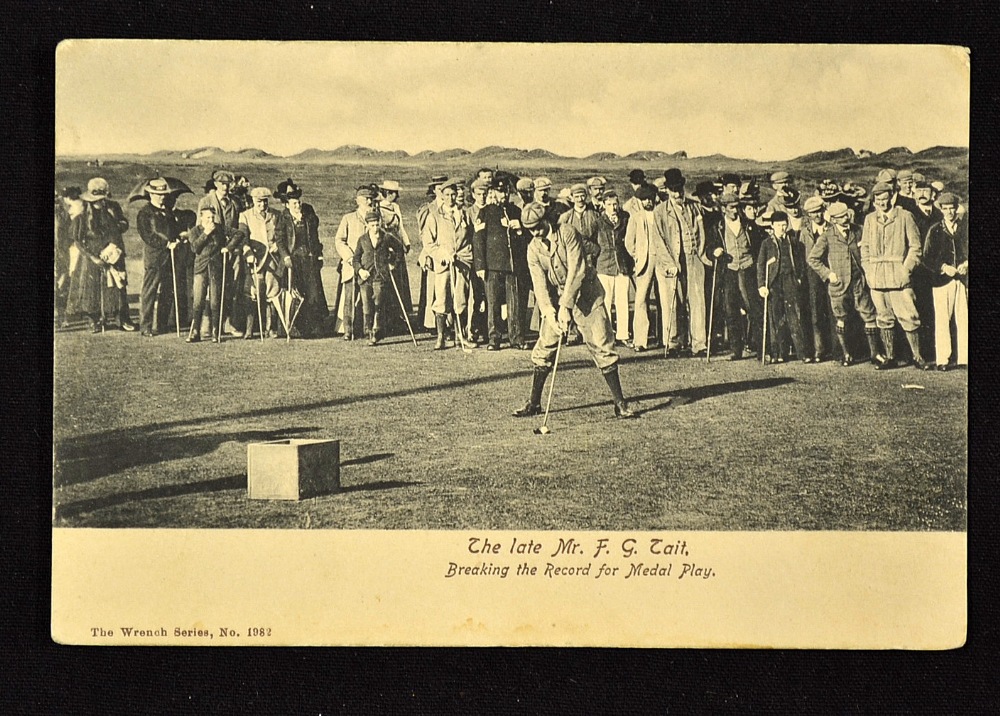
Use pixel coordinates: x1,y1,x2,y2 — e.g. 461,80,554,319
55,473,245,521
341,452,394,467
550,376,796,416
54,426,320,487
339,480,423,493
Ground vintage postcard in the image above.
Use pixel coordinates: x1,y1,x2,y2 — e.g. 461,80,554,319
52,41,967,647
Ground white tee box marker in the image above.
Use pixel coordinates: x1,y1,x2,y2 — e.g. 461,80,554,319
247,439,341,500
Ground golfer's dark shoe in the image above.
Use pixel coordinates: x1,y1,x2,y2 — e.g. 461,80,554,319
614,402,638,419
368,332,378,346
633,345,648,353
936,363,949,372
141,330,154,338
840,354,854,367
873,354,893,370
729,351,743,361
186,332,201,343
487,341,500,351
343,333,353,341
210,332,220,343
913,358,931,371
512,402,542,418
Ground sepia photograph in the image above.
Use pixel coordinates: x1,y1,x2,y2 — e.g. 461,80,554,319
51,41,968,647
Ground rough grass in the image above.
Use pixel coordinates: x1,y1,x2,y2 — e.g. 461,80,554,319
53,319,966,530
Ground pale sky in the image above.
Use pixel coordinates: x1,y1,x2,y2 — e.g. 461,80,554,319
56,41,970,161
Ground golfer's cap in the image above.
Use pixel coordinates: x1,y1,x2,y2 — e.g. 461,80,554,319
872,182,894,196
471,178,490,192
876,168,897,183
770,171,790,183
249,187,271,200
896,169,914,180
937,192,961,207
570,183,588,196
534,177,553,190
586,176,606,188
719,192,740,206
803,196,826,213
515,177,535,192
521,202,548,229
212,170,235,183
364,210,380,223
827,202,850,218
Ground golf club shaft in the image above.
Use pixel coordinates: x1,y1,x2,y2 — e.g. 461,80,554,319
218,253,226,342
170,246,180,337
540,318,562,430
388,265,418,347
707,260,718,362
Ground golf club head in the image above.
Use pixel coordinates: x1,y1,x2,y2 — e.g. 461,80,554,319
533,425,551,435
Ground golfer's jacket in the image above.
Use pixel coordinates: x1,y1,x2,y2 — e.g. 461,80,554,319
527,224,602,314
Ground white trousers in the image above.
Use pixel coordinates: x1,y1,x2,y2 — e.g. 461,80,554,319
598,273,631,341
632,262,677,349
932,279,968,365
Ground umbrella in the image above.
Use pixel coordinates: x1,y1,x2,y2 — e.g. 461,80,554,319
128,176,194,203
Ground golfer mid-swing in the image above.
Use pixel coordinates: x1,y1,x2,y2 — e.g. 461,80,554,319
512,204,637,420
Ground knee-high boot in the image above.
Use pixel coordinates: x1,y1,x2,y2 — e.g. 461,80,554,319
875,328,894,369
905,330,930,370
434,313,448,350
512,366,550,417
602,364,638,419
836,325,853,366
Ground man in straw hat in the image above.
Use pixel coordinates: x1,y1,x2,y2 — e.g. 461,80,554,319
135,177,182,336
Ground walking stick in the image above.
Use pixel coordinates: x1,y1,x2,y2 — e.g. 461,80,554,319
449,263,473,354
285,265,294,343
388,265,418,347
217,253,227,343
761,256,777,365
663,275,675,358
251,261,265,343
707,259,719,363
170,245,181,338
100,266,106,333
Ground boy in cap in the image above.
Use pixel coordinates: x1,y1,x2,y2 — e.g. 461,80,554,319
335,185,385,340
353,210,405,345
757,211,811,363
186,206,234,343
135,177,182,336
595,190,633,346
860,183,929,370
807,201,887,367
922,193,967,369
513,204,637,420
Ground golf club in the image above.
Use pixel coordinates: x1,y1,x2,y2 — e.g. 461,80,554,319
217,251,227,343
761,255,777,365
450,264,474,354
533,318,563,435
707,259,719,362
170,244,181,337
388,265,418,347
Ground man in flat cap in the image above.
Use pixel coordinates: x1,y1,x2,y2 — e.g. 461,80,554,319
704,192,763,360
798,195,838,362
512,204,637,420
335,185,388,340
473,177,531,351
807,201,887,367
765,171,794,217
595,189,634,346
864,169,917,217
422,180,475,350
897,169,915,199
922,193,968,370
860,183,929,370
625,183,678,352
757,211,811,363
66,177,137,332
416,176,449,332
514,177,535,208
199,170,244,336
558,183,602,268
655,168,711,357
136,177,183,337
236,187,284,338
586,176,606,212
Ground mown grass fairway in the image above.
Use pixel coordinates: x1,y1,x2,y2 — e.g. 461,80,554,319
53,316,966,530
